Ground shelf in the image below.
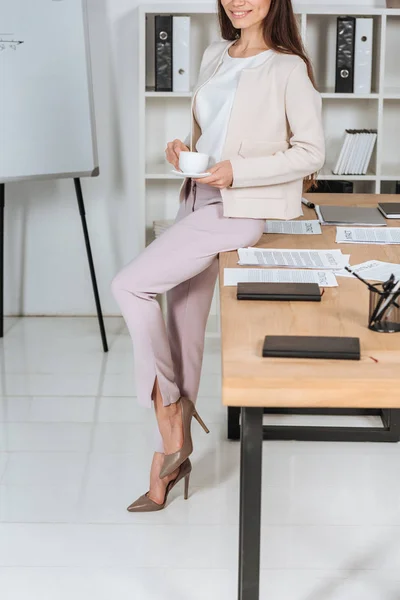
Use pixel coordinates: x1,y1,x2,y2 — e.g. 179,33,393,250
140,3,400,16
146,90,381,100
383,87,400,99
145,90,192,98
146,164,179,179
318,166,377,181
145,165,379,182
321,92,379,99
380,165,400,180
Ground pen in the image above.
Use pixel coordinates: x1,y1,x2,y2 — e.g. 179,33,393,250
301,198,315,209
373,278,400,323
344,266,378,292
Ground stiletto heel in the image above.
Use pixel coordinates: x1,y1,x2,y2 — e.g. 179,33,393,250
159,396,209,479
127,458,192,512
184,472,190,500
193,409,210,434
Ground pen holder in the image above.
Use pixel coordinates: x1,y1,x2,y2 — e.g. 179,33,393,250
368,284,400,333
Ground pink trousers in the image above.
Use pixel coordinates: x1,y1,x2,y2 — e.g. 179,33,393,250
111,180,265,452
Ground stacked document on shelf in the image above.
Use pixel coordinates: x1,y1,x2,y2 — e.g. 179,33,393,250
224,268,338,287
153,219,174,238
332,129,377,175
334,260,400,281
237,248,349,270
336,227,400,244
315,205,387,226
264,220,322,235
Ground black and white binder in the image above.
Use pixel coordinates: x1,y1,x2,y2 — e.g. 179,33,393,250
172,16,190,92
155,15,173,92
354,18,373,94
335,16,356,93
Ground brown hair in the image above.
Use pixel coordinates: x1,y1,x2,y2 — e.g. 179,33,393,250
217,0,320,192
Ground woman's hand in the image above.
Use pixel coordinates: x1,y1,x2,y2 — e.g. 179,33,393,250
193,160,233,188
165,139,189,170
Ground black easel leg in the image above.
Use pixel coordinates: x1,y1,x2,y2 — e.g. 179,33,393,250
74,178,108,352
238,407,263,600
0,184,4,338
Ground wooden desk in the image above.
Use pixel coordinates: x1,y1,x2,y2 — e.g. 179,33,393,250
218,194,400,600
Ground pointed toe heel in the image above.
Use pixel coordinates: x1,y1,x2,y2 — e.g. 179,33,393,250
193,409,210,434
184,471,190,500
159,396,209,479
127,458,192,512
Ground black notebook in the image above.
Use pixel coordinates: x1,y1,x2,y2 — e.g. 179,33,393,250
262,335,360,360
378,203,400,219
237,282,322,301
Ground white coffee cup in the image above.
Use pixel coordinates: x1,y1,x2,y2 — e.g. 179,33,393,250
179,151,210,174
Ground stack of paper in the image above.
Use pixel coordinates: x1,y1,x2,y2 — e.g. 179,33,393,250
264,220,322,235
336,227,400,244
224,268,338,287
237,248,349,270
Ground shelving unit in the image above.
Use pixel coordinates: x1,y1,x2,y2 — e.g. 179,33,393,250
138,3,400,333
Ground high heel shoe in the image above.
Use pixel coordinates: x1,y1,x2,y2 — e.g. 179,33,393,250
159,396,209,479
127,458,192,512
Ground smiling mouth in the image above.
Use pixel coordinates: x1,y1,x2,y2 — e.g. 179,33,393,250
230,10,252,18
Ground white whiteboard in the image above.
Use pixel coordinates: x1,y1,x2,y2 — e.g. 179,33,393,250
0,0,99,183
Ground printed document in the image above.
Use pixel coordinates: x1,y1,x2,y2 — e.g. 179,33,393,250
336,227,400,244
264,220,322,235
238,248,348,269
224,268,338,287
335,260,400,281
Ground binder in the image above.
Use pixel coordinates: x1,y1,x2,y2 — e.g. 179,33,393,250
354,18,373,94
357,130,372,174
362,131,377,174
155,15,173,92
172,16,190,92
333,130,350,174
335,16,356,93
354,131,367,174
345,130,359,174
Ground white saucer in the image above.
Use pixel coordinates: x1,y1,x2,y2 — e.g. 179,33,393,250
171,169,211,178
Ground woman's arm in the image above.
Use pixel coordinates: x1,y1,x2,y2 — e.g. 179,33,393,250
228,60,326,188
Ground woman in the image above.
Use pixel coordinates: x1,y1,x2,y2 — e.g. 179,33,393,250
112,0,325,511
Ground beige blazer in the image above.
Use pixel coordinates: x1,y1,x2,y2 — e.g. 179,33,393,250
179,40,325,219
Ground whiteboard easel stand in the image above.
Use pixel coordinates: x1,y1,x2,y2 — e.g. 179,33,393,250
0,180,108,353
0,184,3,340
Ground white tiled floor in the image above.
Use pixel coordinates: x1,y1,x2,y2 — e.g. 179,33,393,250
1,317,400,599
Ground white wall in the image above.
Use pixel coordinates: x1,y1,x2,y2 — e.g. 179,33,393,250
4,0,385,316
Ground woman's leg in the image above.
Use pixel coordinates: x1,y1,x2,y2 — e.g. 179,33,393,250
167,258,219,404
112,194,264,502
151,259,219,454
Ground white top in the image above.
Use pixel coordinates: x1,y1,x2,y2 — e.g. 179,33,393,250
194,48,274,167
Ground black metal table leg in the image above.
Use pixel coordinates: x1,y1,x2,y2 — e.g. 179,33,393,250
0,184,4,338
74,178,108,352
228,406,241,440
238,407,264,600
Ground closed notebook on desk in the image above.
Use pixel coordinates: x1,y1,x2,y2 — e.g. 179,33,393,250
237,282,321,301
318,205,387,226
262,336,361,360
378,203,400,219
